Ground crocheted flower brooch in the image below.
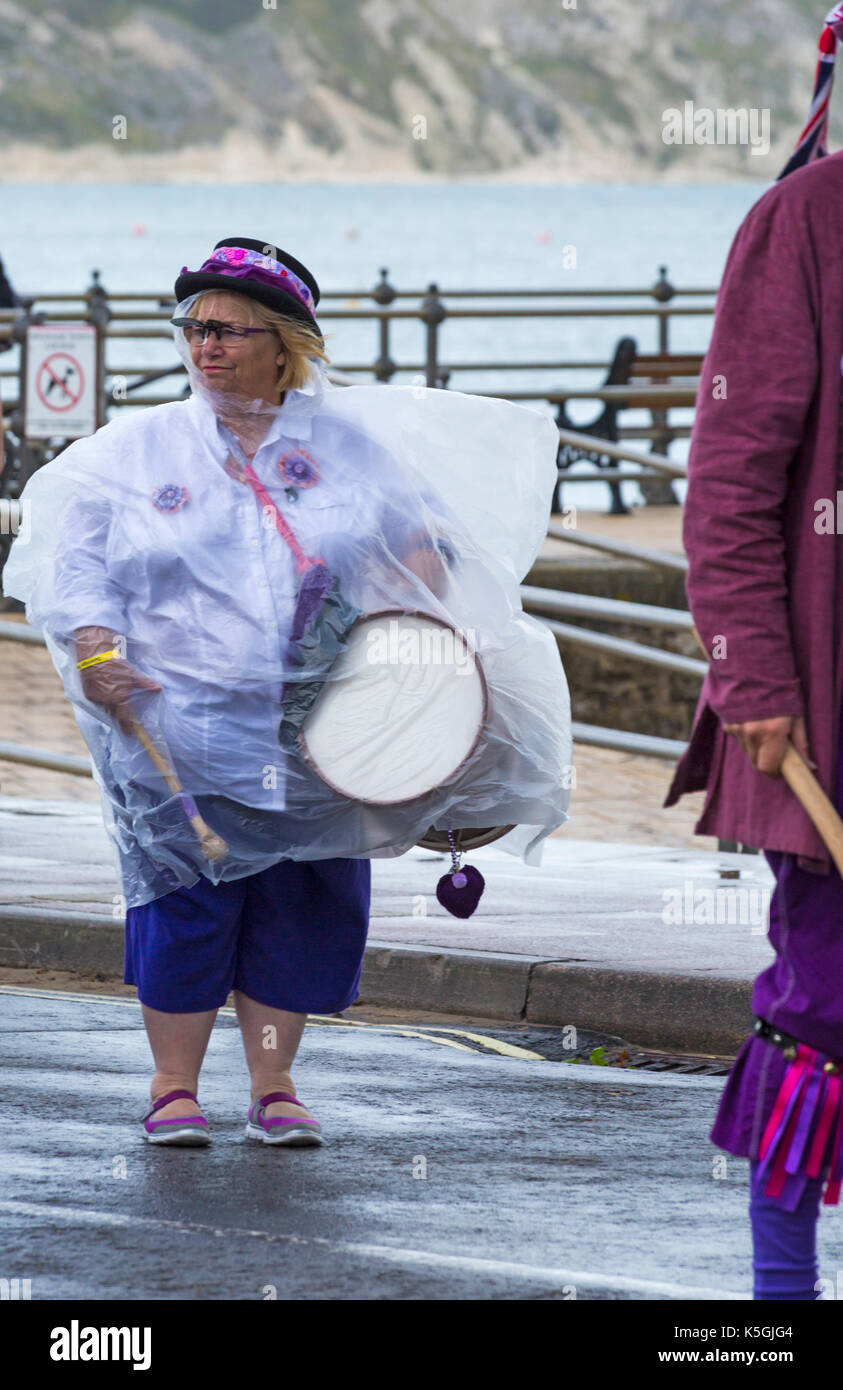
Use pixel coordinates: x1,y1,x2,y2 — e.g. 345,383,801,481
278,449,320,503
152,483,190,513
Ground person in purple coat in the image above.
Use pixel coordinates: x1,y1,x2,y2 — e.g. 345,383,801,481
666,6,843,1300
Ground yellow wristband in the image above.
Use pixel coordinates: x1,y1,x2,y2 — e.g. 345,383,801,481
77,648,123,670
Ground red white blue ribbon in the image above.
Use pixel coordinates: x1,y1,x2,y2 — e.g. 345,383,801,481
779,4,843,178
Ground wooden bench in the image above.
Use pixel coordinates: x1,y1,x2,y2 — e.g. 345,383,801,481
554,342,703,514
554,336,637,515
628,351,704,384
627,351,702,505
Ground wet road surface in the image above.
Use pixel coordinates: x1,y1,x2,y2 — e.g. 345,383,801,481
2,986,841,1300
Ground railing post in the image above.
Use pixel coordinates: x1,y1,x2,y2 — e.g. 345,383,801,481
372,267,397,381
85,269,111,428
1,298,44,601
642,266,679,507
9,298,46,497
420,283,446,388
652,264,675,353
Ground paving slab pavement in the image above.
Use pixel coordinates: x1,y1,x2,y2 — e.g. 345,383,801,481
0,798,775,1055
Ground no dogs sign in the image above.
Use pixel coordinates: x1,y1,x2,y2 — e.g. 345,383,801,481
25,323,97,439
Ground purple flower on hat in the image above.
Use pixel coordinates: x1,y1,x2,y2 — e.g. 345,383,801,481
193,246,316,317
152,483,190,512
279,449,320,488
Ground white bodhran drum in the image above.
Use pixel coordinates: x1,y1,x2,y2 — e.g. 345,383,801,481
298,608,488,805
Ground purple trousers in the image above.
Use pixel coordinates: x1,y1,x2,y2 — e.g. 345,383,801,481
711,705,843,1301
749,1160,822,1300
710,702,843,1162
709,708,843,1299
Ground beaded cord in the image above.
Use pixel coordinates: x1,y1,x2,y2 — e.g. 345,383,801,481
447,829,467,889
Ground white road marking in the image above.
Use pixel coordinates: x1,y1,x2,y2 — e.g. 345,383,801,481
0,985,140,1007
0,1199,748,1300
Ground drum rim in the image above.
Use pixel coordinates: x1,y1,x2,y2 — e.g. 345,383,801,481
416,824,516,851
297,606,489,806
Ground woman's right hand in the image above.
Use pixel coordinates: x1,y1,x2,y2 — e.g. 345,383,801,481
723,714,814,778
73,625,162,734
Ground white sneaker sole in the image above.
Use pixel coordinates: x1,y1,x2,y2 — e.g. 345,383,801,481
145,1127,211,1146
244,1121,323,1147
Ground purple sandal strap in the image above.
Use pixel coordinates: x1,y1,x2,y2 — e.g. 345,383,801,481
142,1089,203,1123
253,1092,318,1128
151,1088,198,1112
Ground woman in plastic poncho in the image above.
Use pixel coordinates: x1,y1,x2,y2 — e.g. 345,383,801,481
48,239,454,1148
3,236,571,1150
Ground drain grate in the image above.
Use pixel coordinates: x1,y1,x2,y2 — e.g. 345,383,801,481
608,1050,730,1076
449,1023,733,1074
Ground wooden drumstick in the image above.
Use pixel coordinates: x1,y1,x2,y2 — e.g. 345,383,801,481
778,742,843,878
691,626,843,876
126,714,229,863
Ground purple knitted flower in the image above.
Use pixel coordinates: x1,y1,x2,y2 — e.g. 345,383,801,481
278,449,320,489
152,483,190,512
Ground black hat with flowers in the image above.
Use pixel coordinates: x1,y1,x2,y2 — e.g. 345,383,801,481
174,237,322,336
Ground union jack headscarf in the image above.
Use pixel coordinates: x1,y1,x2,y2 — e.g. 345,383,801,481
779,4,843,177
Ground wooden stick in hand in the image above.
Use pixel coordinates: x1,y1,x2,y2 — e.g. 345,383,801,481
691,625,843,875
127,715,228,864
779,742,843,878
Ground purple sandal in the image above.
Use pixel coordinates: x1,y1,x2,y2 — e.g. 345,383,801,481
142,1088,210,1146
245,1090,323,1147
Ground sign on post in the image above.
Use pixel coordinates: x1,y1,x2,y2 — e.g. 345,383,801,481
24,323,98,440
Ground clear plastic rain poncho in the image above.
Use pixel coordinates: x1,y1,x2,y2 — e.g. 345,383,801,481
2,297,571,909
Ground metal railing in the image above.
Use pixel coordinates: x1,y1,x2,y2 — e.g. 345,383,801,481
520,585,694,630
570,722,688,762
0,738,91,776
0,263,713,392
544,524,688,574
0,265,710,510
554,430,687,479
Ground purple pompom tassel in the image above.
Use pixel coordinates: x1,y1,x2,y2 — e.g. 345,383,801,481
435,829,485,918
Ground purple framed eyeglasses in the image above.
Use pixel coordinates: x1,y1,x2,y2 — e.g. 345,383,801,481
171,317,271,345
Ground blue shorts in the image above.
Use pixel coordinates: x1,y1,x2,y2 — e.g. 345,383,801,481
124,857,371,1015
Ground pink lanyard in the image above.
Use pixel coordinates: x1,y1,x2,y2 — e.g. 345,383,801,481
241,460,321,577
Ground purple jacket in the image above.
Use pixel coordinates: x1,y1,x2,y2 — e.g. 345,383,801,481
665,153,843,871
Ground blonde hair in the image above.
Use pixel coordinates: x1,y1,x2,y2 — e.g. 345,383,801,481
191,290,331,396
